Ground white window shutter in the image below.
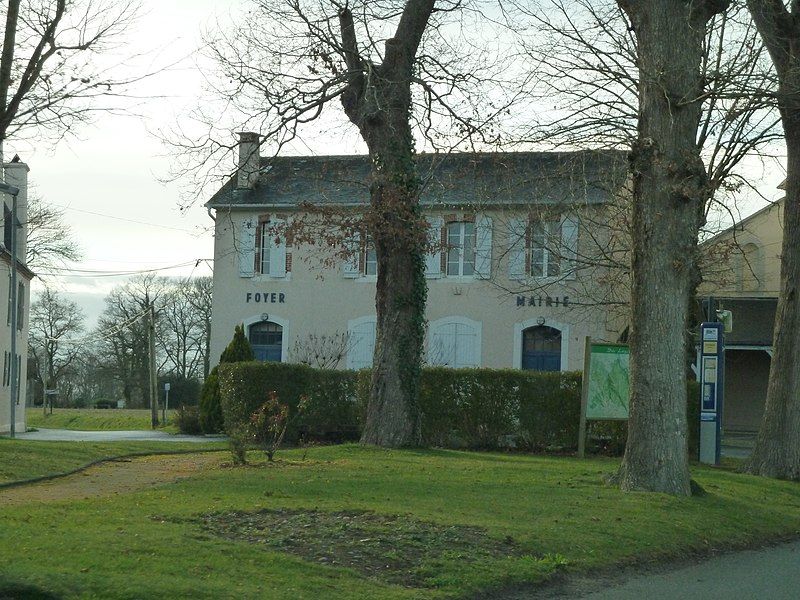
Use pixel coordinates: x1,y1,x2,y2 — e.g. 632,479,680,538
454,323,477,367
347,319,376,369
424,216,443,279
429,325,455,366
268,217,287,278
561,215,579,280
474,214,493,279
507,217,527,280
238,218,256,278
343,232,361,278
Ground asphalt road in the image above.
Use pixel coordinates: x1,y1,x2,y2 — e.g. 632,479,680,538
14,428,224,443
527,540,800,600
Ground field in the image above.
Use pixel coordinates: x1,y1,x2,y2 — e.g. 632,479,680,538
2,444,800,599
26,408,177,432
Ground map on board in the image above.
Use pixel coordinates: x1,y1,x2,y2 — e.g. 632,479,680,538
586,343,630,420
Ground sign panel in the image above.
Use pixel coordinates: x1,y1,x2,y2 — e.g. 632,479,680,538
585,343,630,420
699,322,724,465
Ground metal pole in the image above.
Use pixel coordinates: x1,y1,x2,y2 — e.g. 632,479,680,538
9,190,18,437
162,387,168,424
148,303,158,428
42,344,48,416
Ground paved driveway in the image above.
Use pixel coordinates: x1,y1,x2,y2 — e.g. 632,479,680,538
14,428,224,443
533,540,800,600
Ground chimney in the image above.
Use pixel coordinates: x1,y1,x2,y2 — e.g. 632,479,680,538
237,131,261,189
3,159,29,264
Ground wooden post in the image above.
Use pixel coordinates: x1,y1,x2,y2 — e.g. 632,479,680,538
148,304,159,429
578,336,591,458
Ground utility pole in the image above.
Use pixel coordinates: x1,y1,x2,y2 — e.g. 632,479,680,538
42,343,48,416
148,303,158,429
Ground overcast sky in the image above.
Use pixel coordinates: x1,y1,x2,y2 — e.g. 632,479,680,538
10,0,789,329
14,0,232,327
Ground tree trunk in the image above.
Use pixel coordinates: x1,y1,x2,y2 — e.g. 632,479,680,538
745,84,800,478
338,3,434,447
358,91,426,448
616,0,726,495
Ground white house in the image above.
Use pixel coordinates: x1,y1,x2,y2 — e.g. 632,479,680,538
206,134,629,374
0,157,33,435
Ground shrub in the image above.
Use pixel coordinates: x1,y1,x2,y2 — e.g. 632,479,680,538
200,325,256,434
199,367,223,434
174,405,203,435
221,362,703,457
218,362,359,444
249,391,309,461
220,324,255,362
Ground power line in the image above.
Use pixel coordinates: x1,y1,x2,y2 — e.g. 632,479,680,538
37,259,213,278
51,203,201,234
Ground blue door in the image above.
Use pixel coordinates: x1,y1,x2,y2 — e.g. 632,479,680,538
522,326,561,372
249,321,283,362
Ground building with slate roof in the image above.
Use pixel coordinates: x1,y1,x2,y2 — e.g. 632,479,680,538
206,133,630,375
699,199,784,432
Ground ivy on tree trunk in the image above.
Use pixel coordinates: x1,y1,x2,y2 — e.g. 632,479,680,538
338,2,435,447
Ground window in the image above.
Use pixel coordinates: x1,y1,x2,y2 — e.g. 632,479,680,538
347,317,376,369
16,282,23,330
3,203,11,250
364,238,377,276
251,215,287,278
428,317,481,368
258,221,271,275
446,221,475,276
343,233,377,278
508,216,578,281
249,321,283,362
530,220,561,278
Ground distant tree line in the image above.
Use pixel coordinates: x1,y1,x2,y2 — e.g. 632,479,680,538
27,274,212,410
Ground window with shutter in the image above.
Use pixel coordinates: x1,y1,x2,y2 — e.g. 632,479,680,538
474,214,493,279
347,316,377,369
424,216,444,278
238,218,256,278
427,317,481,368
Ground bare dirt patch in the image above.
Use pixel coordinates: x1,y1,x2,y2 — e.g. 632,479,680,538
0,453,224,506
198,508,524,587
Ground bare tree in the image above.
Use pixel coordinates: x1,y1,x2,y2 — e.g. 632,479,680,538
158,277,209,381
25,192,82,271
0,0,141,160
742,0,800,480
27,287,85,405
95,273,166,408
177,0,520,446
500,1,780,316
607,0,731,496
184,276,212,379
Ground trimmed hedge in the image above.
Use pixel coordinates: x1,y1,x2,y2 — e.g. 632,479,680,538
219,362,701,455
218,362,360,443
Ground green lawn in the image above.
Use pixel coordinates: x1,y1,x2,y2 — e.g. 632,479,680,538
27,408,177,432
0,439,225,484
2,445,800,599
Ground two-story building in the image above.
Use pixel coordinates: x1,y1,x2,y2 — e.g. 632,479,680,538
699,198,784,432
0,157,33,435
207,134,629,375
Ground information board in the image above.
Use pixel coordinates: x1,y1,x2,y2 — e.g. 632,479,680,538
585,343,630,420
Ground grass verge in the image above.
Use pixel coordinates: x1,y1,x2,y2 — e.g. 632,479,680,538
0,439,225,485
2,445,800,599
26,408,178,432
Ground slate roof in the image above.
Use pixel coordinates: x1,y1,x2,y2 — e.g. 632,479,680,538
206,150,627,210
